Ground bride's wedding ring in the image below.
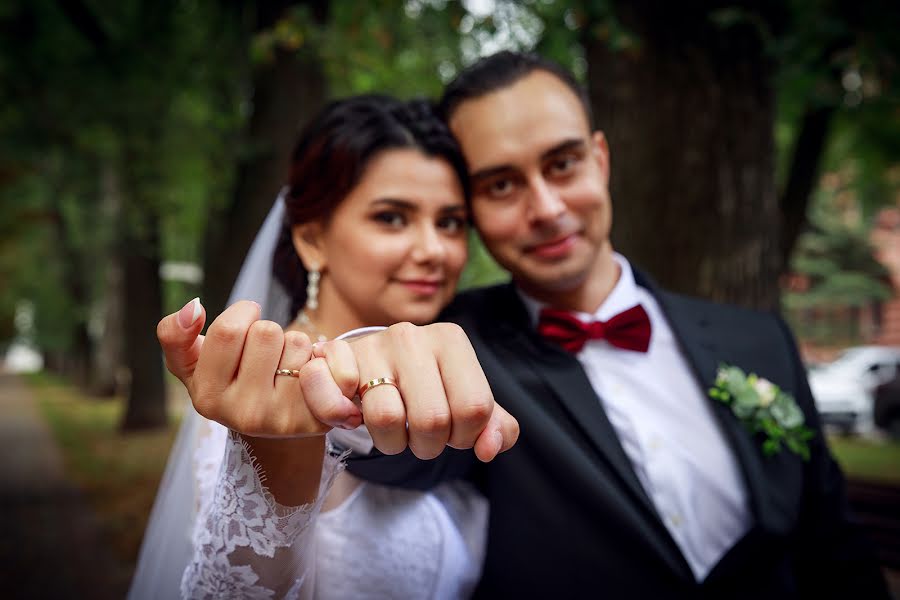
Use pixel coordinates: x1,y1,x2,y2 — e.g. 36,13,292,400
275,368,301,378
357,377,398,400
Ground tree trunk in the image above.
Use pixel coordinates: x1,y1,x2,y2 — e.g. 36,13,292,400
120,208,167,430
91,157,125,397
202,0,330,320
585,3,781,310
49,182,93,388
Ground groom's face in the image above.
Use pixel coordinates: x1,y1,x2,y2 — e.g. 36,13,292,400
448,70,613,296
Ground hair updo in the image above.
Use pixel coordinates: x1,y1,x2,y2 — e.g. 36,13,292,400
272,95,470,319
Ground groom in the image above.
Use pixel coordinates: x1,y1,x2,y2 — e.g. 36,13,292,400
346,51,889,598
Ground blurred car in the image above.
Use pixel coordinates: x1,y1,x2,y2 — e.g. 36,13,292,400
808,345,900,435
874,370,900,439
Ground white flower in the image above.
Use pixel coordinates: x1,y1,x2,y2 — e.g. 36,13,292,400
753,378,777,407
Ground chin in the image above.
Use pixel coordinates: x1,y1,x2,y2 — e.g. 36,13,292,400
519,262,593,294
386,305,443,326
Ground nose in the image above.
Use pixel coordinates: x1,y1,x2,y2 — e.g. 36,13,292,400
411,223,447,265
527,176,565,222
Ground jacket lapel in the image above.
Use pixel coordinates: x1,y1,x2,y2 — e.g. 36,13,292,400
486,284,679,537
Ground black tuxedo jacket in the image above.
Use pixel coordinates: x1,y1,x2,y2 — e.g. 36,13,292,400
348,279,888,599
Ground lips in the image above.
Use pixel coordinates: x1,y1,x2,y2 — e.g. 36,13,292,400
526,233,578,259
396,279,444,295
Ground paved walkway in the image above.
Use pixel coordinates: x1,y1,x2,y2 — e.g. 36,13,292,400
0,373,124,599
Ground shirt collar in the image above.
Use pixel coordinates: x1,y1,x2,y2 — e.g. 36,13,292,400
518,253,643,327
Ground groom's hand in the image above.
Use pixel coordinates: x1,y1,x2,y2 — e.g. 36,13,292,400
309,323,519,463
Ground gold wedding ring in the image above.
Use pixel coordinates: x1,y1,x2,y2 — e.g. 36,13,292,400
275,368,301,378
357,377,398,400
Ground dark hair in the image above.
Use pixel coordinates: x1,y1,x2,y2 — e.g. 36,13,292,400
272,95,469,318
439,51,593,127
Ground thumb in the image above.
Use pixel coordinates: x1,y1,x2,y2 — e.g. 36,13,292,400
157,297,206,386
473,402,520,463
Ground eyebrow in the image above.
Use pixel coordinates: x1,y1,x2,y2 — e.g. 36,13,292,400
370,198,467,212
469,138,587,183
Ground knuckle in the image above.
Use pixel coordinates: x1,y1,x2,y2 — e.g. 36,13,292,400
209,320,244,346
410,410,451,437
457,393,494,425
249,320,284,345
387,321,417,344
367,405,406,431
284,330,311,352
429,321,467,345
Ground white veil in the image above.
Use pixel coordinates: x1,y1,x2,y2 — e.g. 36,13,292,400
127,190,291,600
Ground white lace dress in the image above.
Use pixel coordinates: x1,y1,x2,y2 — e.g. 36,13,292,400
177,416,488,599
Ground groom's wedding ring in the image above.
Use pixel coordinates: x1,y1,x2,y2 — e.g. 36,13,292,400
275,368,301,378
357,377,398,400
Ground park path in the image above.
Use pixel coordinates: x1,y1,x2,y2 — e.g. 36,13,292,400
0,373,125,599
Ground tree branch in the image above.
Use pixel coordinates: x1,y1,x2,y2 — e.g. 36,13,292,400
779,105,835,269
55,0,111,54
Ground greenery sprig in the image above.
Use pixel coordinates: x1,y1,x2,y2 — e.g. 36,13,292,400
709,365,814,461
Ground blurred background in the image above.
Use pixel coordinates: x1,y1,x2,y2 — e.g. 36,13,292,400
1,0,898,597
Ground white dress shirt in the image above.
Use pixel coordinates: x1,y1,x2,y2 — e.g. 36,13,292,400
519,254,751,581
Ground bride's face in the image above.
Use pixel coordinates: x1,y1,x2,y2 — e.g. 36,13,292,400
304,148,468,328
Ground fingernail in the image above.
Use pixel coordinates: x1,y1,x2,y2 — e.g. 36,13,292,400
251,301,261,313
492,430,504,454
177,298,202,329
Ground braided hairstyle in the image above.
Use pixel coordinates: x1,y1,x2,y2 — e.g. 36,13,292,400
272,95,470,319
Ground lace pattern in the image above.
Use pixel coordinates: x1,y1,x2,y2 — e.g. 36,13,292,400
182,427,345,599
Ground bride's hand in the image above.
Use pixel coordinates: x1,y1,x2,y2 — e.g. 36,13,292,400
159,299,336,437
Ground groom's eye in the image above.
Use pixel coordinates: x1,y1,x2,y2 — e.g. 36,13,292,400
486,178,515,198
547,154,578,177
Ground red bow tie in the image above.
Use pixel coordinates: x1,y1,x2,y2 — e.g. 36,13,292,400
537,305,652,353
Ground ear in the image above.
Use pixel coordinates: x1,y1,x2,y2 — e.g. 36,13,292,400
591,130,610,185
291,222,327,272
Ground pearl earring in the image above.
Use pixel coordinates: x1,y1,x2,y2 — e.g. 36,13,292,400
306,268,320,311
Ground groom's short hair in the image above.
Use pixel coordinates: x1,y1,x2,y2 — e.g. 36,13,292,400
439,51,593,127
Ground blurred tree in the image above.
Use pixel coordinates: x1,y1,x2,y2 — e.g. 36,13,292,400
0,0,246,428
201,0,331,321
578,0,899,310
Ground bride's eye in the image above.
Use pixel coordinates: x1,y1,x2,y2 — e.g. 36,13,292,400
373,211,406,228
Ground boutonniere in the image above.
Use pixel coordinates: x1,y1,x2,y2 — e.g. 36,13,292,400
709,364,814,461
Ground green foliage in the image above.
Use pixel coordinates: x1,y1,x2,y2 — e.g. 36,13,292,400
0,0,244,355
785,187,891,311
3,0,898,367
773,0,900,215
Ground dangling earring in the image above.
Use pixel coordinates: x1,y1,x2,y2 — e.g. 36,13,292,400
306,268,320,311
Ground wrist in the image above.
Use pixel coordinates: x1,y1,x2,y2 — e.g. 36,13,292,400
239,434,327,505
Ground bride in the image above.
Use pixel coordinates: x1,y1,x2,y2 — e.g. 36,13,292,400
129,95,495,599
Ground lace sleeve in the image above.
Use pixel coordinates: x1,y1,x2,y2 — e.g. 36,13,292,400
181,426,345,599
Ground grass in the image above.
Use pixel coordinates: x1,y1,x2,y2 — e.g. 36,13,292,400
25,371,181,568
827,434,900,484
